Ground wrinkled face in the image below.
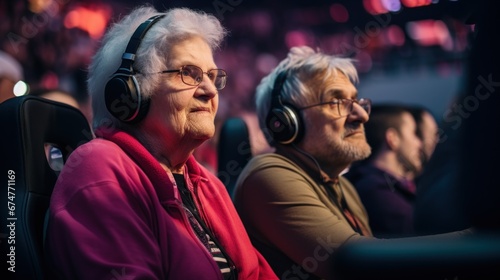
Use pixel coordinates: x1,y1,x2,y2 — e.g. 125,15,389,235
395,112,423,174
144,36,219,146
299,72,371,168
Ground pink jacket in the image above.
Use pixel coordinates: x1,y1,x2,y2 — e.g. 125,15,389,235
46,129,277,279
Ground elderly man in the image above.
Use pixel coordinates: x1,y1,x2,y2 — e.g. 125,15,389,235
233,46,373,279
233,46,470,279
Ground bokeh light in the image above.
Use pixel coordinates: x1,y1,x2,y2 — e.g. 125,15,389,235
13,81,29,97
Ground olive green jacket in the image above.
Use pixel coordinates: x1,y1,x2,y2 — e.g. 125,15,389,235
233,151,373,280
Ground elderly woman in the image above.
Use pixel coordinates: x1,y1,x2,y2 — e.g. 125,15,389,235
45,6,276,280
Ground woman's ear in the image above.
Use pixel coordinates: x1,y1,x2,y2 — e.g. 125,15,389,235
385,127,400,151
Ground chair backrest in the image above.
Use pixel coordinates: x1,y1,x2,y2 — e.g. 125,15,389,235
217,117,252,196
0,96,93,280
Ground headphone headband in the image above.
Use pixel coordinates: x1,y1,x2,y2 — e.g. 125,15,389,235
104,14,166,124
271,71,288,107
119,14,165,72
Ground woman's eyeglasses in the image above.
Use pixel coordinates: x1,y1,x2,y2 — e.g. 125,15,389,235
299,98,372,116
159,65,227,90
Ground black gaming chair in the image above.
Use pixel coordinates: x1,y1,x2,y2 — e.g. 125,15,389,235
217,117,252,196
0,96,93,280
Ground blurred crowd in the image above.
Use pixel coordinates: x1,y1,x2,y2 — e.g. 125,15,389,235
0,0,474,172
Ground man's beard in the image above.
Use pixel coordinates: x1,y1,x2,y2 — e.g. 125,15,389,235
314,138,371,167
338,140,372,163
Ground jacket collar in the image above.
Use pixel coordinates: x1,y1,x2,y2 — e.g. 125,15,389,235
95,127,206,202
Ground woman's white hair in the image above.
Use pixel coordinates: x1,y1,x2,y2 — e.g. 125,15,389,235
89,5,226,129
255,46,359,145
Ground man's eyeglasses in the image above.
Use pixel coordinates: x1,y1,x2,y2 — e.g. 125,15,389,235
299,98,372,116
160,65,227,90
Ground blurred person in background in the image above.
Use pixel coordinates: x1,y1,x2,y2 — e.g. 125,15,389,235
407,105,438,180
29,87,80,109
0,50,24,103
345,104,423,237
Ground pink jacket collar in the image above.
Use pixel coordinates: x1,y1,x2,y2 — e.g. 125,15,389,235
95,127,206,203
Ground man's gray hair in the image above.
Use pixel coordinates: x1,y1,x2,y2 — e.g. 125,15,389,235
255,46,359,144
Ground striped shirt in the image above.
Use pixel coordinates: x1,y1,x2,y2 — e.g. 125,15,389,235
173,174,235,279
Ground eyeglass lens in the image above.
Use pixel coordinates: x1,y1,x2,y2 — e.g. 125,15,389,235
180,65,226,90
339,99,371,116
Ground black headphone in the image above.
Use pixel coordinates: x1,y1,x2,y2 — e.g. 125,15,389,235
104,14,165,124
265,71,304,144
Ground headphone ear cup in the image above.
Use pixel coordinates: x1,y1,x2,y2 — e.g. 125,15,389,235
266,104,301,144
103,14,164,125
104,73,149,123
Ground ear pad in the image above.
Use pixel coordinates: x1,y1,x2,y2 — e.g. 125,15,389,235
266,71,304,144
104,70,149,124
266,103,301,144
104,14,164,124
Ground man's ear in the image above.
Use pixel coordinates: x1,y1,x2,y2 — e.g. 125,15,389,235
385,127,400,151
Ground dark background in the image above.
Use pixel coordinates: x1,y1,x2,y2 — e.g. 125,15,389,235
0,0,475,116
